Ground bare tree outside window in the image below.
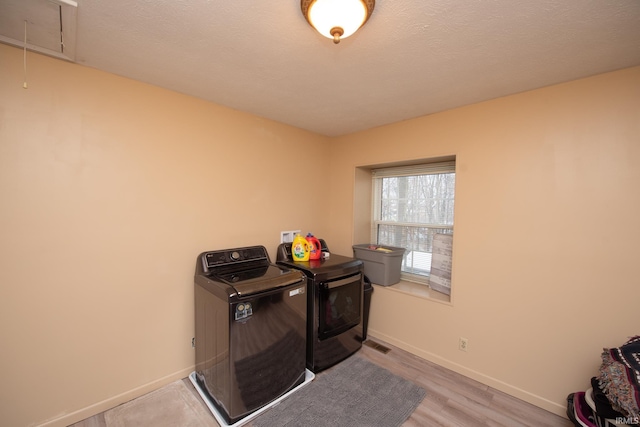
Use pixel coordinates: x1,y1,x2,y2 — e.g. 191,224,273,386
374,167,455,282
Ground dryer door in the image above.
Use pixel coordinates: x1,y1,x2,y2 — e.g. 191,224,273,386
318,273,362,340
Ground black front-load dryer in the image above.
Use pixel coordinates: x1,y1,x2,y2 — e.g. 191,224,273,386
276,240,364,373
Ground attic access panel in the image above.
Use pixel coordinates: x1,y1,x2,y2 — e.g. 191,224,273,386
0,0,77,61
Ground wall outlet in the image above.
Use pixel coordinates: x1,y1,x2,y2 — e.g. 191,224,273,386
459,337,469,352
280,230,301,243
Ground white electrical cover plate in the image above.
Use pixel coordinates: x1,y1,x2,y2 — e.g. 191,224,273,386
280,230,301,243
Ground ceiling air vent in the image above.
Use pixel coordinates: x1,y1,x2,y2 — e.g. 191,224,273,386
0,0,77,62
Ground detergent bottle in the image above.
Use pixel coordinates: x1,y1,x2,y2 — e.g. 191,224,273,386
291,233,310,261
306,233,322,260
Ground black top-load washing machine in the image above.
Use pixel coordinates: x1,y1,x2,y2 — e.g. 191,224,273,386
276,239,364,373
194,246,307,424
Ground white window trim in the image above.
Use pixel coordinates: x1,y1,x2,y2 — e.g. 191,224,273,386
371,160,455,285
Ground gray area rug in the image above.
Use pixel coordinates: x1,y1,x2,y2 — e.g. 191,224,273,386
253,355,426,427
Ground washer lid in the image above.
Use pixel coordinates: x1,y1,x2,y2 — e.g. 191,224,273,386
214,265,305,296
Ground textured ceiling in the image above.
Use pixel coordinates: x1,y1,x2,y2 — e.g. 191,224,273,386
3,0,640,137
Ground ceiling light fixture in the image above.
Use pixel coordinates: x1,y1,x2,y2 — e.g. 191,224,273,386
301,0,375,44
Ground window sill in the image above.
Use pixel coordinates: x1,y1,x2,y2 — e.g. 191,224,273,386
371,280,452,305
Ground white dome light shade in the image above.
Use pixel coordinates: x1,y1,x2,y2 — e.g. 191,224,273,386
302,0,375,44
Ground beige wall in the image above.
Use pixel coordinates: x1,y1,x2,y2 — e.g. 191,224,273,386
324,66,640,415
0,44,331,427
2,42,639,426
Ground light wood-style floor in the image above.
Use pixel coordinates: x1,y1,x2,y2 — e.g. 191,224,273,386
70,338,573,427
359,339,573,427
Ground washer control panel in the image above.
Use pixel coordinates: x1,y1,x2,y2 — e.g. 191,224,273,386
202,246,269,271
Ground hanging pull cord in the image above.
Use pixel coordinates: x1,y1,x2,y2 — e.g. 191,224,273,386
23,20,28,89
59,5,65,53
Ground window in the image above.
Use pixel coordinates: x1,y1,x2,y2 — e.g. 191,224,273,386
371,160,455,285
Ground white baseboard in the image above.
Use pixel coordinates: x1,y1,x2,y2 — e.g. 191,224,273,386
37,365,196,427
367,330,566,417
38,330,567,425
